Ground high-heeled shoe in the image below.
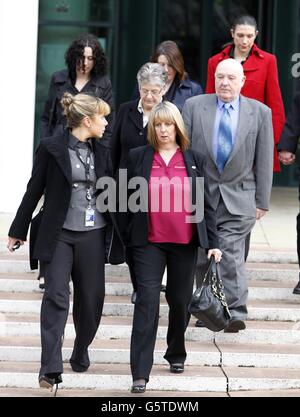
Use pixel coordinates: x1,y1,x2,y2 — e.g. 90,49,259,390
131,380,146,394
170,363,184,373
39,373,62,390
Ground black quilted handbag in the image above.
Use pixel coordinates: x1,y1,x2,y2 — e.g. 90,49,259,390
189,256,231,332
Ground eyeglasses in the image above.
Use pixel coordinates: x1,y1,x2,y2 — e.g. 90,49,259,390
140,88,162,97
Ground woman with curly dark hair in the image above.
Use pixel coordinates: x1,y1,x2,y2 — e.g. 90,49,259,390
40,33,114,147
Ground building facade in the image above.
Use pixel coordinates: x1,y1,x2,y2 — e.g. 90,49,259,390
0,0,299,212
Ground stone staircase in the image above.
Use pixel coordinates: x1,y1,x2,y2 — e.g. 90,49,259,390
0,241,300,397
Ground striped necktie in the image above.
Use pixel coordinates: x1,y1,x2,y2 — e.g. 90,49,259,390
216,103,233,172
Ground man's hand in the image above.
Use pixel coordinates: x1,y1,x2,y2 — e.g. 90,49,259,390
278,151,296,165
256,209,267,221
207,248,222,263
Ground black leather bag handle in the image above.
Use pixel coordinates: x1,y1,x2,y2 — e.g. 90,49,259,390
202,255,216,285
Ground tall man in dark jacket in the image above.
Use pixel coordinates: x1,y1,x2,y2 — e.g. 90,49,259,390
278,80,300,294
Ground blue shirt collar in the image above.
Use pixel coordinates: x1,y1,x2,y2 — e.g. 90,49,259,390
217,96,240,111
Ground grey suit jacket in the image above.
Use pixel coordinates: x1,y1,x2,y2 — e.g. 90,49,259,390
182,94,273,217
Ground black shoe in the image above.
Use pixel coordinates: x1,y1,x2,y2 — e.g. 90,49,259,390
39,373,62,389
131,291,137,304
160,285,166,293
195,319,205,328
293,280,300,295
170,363,184,373
131,381,146,394
70,363,88,372
224,319,246,333
70,360,89,373
38,277,45,290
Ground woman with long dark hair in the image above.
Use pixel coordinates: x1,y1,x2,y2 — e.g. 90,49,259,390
40,33,114,146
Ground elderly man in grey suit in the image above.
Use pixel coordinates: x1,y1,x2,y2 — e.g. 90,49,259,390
182,59,273,332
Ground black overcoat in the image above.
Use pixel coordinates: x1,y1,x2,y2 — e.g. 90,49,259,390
110,99,148,173
118,145,219,250
40,69,115,146
9,131,124,268
278,85,300,157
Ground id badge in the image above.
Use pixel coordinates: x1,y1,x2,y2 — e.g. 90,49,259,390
85,208,95,227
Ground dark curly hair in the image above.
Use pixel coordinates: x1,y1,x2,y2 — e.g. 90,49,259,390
65,33,108,84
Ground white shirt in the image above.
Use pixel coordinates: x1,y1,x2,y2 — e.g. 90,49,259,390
137,100,149,128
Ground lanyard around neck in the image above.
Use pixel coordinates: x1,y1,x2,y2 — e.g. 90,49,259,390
75,146,93,204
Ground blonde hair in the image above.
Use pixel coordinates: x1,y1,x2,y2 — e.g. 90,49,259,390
61,92,110,129
148,101,190,151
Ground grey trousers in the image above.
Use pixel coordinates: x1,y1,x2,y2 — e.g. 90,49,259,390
196,199,256,320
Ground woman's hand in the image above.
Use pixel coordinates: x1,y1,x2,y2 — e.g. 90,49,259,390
7,237,24,252
278,151,296,166
207,248,222,263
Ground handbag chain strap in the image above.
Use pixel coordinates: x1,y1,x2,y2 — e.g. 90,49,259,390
211,271,229,308
202,257,229,308
211,262,231,316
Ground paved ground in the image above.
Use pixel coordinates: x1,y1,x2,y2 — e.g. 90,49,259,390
251,187,298,251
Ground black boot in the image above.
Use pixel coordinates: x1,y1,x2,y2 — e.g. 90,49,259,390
293,276,300,295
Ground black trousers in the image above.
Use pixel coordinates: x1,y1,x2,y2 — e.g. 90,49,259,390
39,228,105,377
125,247,137,292
297,176,300,268
130,240,197,382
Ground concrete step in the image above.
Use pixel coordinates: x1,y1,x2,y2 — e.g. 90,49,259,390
1,336,300,369
2,387,300,397
0,257,129,276
246,263,299,283
229,389,300,397
0,337,220,367
1,257,299,284
0,315,299,345
1,361,300,392
1,240,298,264
225,367,300,392
0,276,298,301
0,278,132,297
1,293,300,322
0,362,226,392
247,250,298,264
0,387,228,397
218,342,300,368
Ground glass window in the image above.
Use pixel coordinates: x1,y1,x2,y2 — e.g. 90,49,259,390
158,0,259,85
211,0,259,55
34,0,115,146
158,0,202,83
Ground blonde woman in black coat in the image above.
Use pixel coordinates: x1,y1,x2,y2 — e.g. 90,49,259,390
120,101,221,393
8,93,123,391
